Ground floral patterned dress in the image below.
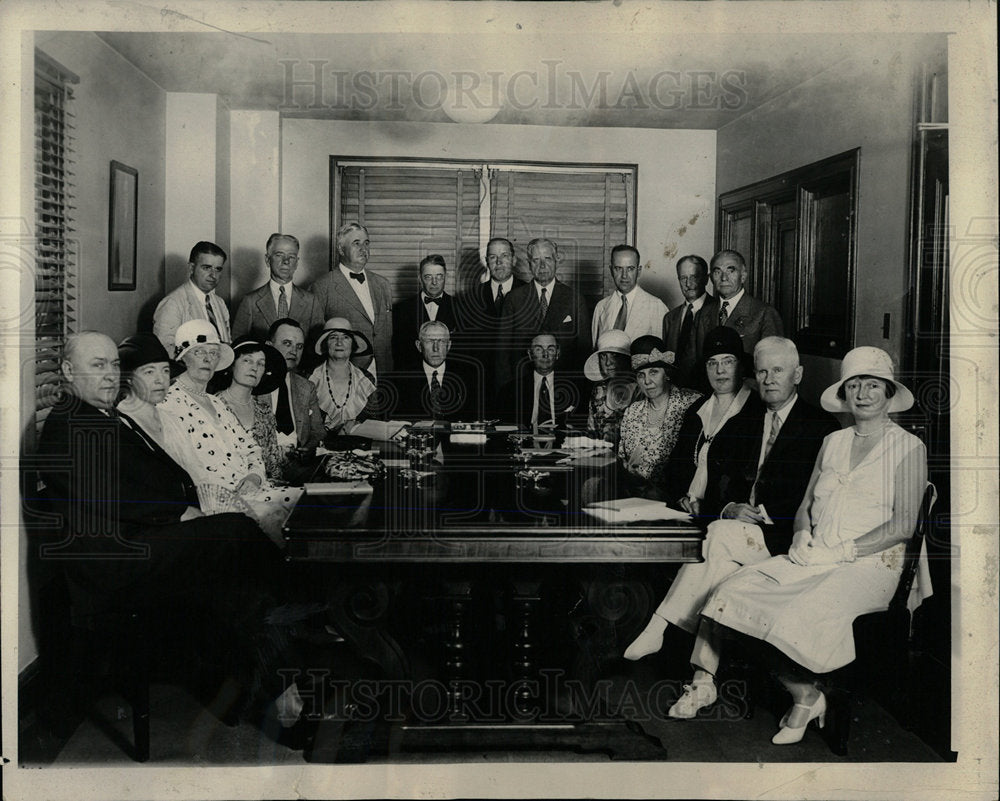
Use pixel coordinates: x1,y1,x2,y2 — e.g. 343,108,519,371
618,387,703,494
216,394,286,481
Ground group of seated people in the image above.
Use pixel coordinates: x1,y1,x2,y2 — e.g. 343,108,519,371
37,220,927,749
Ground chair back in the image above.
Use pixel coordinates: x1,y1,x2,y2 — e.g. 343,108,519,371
887,482,938,614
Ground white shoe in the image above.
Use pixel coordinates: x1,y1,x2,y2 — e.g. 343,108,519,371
771,693,826,745
623,618,666,661
668,678,717,719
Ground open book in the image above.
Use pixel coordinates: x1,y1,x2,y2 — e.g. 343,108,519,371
582,497,693,524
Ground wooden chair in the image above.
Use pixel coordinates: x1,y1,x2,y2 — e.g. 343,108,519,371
822,482,939,756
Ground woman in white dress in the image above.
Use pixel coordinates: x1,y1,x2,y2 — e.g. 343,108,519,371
696,347,926,745
159,320,301,542
308,316,377,434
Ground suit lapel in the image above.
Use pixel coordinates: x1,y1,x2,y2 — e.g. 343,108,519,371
332,269,373,324
255,287,278,323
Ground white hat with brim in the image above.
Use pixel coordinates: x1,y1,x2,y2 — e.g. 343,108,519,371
315,317,373,358
173,319,235,371
584,329,633,382
820,346,914,414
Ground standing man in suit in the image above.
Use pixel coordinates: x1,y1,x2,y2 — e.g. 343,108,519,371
375,321,479,421
265,318,325,463
623,336,839,721
231,234,322,344
496,238,590,388
495,333,586,431
311,222,393,375
662,254,719,390
392,254,459,370
709,249,783,354
154,241,231,351
591,245,667,345
460,237,527,333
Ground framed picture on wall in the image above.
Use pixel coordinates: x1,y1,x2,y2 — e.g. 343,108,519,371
108,159,137,290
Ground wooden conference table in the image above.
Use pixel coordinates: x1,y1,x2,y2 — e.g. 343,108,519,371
282,426,704,760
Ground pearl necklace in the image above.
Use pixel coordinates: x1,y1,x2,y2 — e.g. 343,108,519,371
854,422,889,438
177,376,209,397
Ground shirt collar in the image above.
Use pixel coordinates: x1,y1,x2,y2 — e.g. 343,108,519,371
619,285,639,302
688,293,707,313
189,279,214,300
423,361,446,381
719,288,745,310
339,263,366,278
534,278,556,296
491,276,513,293
768,392,798,423
534,370,555,384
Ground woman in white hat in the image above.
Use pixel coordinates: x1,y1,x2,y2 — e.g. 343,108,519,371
308,317,376,434
583,329,639,446
694,346,926,745
159,320,299,541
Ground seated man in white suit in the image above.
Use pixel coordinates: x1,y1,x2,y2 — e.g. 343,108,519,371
591,245,668,346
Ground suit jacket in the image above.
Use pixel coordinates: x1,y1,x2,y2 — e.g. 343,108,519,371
496,280,590,388
36,397,198,591
715,292,783,354
702,396,840,555
392,292,459,369
494,366,588,430
591,285,668,345
288,372,325,450
311,268,394,373
153,281,231,352
455,277,528,339
231,282,323,343
367,359,484,421
662,293,720,390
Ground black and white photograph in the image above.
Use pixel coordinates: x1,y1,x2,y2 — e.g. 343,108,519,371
1,1,996,799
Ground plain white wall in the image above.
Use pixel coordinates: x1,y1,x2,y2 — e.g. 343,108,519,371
274,119,716,309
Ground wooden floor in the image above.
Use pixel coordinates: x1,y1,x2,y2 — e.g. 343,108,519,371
19,658,944,766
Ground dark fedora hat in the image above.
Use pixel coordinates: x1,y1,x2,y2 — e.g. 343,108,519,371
701,325,752,373
118,333,172,373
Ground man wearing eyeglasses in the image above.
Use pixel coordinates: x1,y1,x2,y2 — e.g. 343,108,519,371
662,254,719,390
232,233,322,345
591,244,668,345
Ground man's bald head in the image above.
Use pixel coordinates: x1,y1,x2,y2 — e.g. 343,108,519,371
61,331,121,409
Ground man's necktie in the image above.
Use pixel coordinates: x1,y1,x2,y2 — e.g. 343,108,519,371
278,285,289,318
430,369,442,413
276,380,294,435
539,287,549,324
612,293,628,331
349,271,366,284
495,283,505,312
423,296,440,305
538,376,552,424
750,411,782,505
719,300,730,326
678,303,694,355
205,295,220,336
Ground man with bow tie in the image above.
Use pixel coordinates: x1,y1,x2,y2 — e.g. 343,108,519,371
392,254,459,370
311,221,394,375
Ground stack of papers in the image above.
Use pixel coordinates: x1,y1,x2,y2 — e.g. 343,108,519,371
583,497,692,524
304,481,374,495
348,420,410,441
562,435,613,450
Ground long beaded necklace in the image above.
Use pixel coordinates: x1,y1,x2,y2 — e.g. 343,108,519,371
324,364,353,413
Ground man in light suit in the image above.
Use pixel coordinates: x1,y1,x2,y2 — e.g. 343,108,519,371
231,233,322,343
708,249,783,354
392,254,459,370
154,241,231,351
265,318,325,460
311,221,393,374
662,254,719,390
496,238,590,388
591,245,667,345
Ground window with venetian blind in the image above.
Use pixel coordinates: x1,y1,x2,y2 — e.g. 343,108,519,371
331,159,636,305
33,53,79,437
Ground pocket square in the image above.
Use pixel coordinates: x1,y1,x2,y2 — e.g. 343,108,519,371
562,315,572,323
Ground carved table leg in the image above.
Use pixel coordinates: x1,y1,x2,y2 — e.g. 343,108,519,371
509,578,543,720
441,579,473,721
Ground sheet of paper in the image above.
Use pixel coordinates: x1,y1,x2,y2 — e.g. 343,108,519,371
583,497,692,523
303,481,374,495
349,419,410,440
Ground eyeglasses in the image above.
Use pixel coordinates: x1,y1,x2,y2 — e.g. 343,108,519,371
706,356,739,369
188,346,220,360
269,252,299,264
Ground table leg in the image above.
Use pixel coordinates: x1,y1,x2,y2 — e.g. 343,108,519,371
509,579,542,720
441,580,473,721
